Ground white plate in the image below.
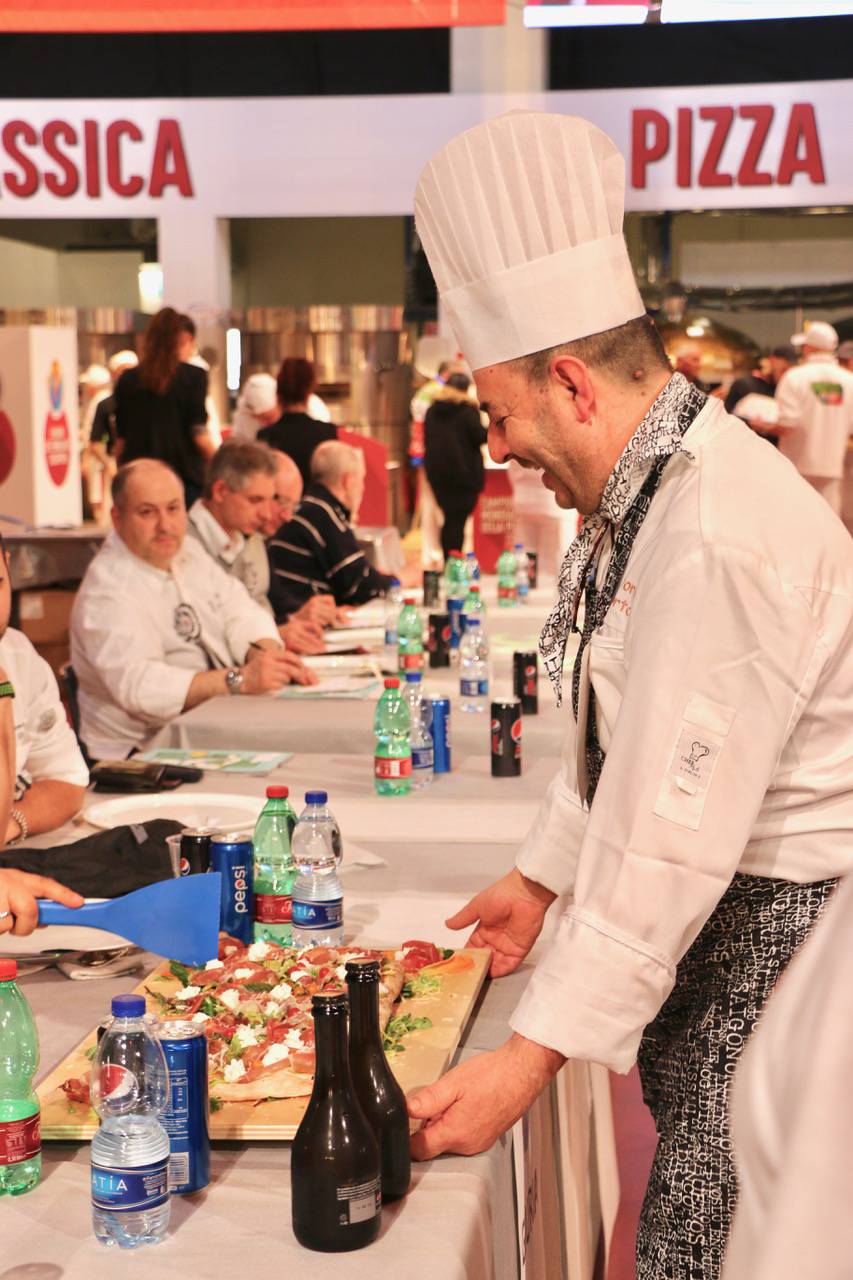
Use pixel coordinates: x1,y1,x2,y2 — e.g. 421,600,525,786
83,791,264,833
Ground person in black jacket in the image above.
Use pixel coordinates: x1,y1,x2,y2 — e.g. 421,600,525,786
258,357,337,486
268,440,395,616
423,372,488,561
114,309,214,507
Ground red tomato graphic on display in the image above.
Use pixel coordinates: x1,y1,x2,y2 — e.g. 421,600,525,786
0,411,15,486
44,413,70,486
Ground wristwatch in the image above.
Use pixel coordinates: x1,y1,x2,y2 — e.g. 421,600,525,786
8,807,28,847
225,668,245,696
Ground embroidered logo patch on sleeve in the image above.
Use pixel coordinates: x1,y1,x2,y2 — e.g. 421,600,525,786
669,730,720,795
653,693,735,831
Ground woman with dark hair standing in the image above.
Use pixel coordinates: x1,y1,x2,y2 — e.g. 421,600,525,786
423,371,488,561
114,308,213,506
258,357,336,486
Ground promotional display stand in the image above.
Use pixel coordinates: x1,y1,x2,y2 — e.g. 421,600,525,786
0,326,82,528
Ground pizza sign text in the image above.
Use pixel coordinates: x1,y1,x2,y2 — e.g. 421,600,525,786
631,102,825,190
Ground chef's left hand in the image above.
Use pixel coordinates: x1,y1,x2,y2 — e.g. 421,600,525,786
407,1034,565,1159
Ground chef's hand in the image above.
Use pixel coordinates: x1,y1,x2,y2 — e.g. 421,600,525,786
0,869,84,937
242,647,319,693
294,595,337,628
408,1035,564,1159
446,868,556,977
279,618,326,655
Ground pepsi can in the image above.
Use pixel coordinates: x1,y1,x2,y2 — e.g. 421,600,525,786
447,598,465,655
427,695,451,773
157,1021,210,1194
491,699,522,777
513,651,539,715
180,827,211,876
423,570,442,608
209,831,254,943
428,612,451,668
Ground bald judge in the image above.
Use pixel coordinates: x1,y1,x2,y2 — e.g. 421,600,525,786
407,113,853,1280
71,459,316,760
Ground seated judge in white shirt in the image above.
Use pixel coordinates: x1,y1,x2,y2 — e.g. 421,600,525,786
0,547,88,845
70,459,316,760
186,440,325,653
0,677,84,933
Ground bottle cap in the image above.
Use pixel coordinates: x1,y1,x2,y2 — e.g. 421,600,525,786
515,543,523,550
384,677,400,689
345,958,381,981
403,596,416,606
467,617,480,627
111,994,145,1018
405,671,422,682
305,790,327,805
266,785,289,798
390,577,401,586
0,959,17,981
470,585,480,593
449,550,462,557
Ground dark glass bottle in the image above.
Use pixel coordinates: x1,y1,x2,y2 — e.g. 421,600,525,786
291,992,381,1252
346,959,411,1201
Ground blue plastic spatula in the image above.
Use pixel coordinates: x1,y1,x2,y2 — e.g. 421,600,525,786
37,873,223,967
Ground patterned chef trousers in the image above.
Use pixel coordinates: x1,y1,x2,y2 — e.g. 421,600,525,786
636,872,838,1280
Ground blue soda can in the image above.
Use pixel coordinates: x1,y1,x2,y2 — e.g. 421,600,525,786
209,831,254,943
157,1021,210,1195
427,695,451,773
447,598,465,650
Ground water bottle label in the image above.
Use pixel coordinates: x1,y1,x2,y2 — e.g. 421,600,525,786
498,584,517,600
518,584,529,598
254,893,292,924
384,628,397,646
336,1175,381,1227
398,651,424,671
292,898,343,929
374,755,412,779
0,1112,40,1165
460,678,488,697
412,745,434,770
91,1156,169,1212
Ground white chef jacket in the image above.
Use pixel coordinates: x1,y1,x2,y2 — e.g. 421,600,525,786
723,873,853,1280
776,353,853,479
70,532,281,759
511,397,853,1073
0,628,89,795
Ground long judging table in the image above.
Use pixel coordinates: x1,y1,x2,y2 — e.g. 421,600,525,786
2,814,616,1280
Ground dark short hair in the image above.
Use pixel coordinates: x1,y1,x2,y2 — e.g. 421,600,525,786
277,357,316,407
447,371,471,393
206,440,277,498
511,314,670,387
770,344,798,363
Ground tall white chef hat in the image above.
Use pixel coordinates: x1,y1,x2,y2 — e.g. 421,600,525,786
414,112,645,371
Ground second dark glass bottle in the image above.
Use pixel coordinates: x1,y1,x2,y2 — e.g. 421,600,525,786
346,959,412,1201
291,993,381,1252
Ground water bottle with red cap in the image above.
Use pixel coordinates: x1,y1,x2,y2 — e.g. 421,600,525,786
373,677,412,797
0,959,41,1196
252,784,298,946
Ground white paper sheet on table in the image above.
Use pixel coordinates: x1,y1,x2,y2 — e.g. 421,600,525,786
302,654,379,676
325,626,384,649
275,675,380,699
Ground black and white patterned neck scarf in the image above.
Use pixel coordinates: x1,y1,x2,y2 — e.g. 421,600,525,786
539,373,707,707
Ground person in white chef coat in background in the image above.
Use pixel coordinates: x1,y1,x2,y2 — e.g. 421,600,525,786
70,458,316,762
406,112,853,1280
0,538,88,845
774,320,853,516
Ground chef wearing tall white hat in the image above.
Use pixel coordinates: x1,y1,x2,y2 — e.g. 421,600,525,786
406,112,853,1280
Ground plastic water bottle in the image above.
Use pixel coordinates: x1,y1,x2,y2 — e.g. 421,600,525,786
462,582,487,636
374,677,412,797
296,790,343,866
497,547,518,607
514,543,530,602
383,578,402,660
443,552,465,605
0,960,40,1197
397,597,424,673
459,617,489,713
91,995,170,1249
252,784,298,946
403,672,434,789
291,798,344,947
465,550,481,583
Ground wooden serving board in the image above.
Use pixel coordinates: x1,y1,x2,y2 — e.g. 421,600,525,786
38,947,491,1142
